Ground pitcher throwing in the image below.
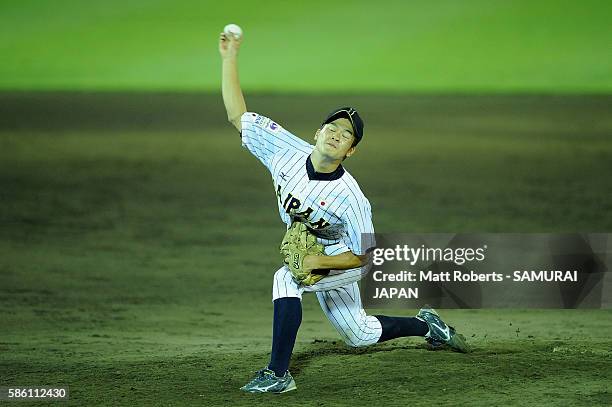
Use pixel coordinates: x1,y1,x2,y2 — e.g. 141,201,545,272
218,29,470,394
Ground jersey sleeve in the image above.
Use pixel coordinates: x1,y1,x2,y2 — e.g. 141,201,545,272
342,198,376,256
240,112,312,169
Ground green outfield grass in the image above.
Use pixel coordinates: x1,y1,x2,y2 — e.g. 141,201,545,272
1,0,611,92
1,95,611,405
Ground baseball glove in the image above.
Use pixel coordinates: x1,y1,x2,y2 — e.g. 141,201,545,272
280,222,327,285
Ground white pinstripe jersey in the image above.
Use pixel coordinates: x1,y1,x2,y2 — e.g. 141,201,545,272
240,112,375,257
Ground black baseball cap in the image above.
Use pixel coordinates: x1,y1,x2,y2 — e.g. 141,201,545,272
322,107,364,145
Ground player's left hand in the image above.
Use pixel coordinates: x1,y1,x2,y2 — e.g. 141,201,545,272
280,222,327,285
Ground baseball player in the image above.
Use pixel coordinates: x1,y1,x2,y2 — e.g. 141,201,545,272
219,31,469,394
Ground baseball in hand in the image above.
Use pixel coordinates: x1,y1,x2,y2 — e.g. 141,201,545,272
223,23,243,39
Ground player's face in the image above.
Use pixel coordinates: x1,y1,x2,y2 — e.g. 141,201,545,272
314,118,356,160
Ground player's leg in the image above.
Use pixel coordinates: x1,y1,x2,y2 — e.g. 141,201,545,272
241,266,302,393
375,307,470,352
316,283,382,347
315,283,428,347
313,277,469,351
268,266,302,378
307,269,425,346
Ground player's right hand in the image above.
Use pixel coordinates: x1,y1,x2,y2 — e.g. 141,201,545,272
219,32,242,59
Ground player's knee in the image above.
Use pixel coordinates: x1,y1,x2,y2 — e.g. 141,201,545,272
342,335,370,348
342,337,361,348
338,324,372,348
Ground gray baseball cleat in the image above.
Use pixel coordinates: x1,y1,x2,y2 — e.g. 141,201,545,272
416,306,471,353
240,368,297,393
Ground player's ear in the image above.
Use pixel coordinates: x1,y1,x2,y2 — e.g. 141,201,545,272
314,128,321,141
345,146,357,158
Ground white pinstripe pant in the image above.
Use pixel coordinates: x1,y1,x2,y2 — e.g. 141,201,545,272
273,266,383,347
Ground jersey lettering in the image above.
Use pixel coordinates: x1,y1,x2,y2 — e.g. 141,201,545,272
310,217,331,230
278,188,329,229
284,195,301,213
293,207,314,220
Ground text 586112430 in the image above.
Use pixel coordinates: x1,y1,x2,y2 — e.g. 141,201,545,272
1,387,69,400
